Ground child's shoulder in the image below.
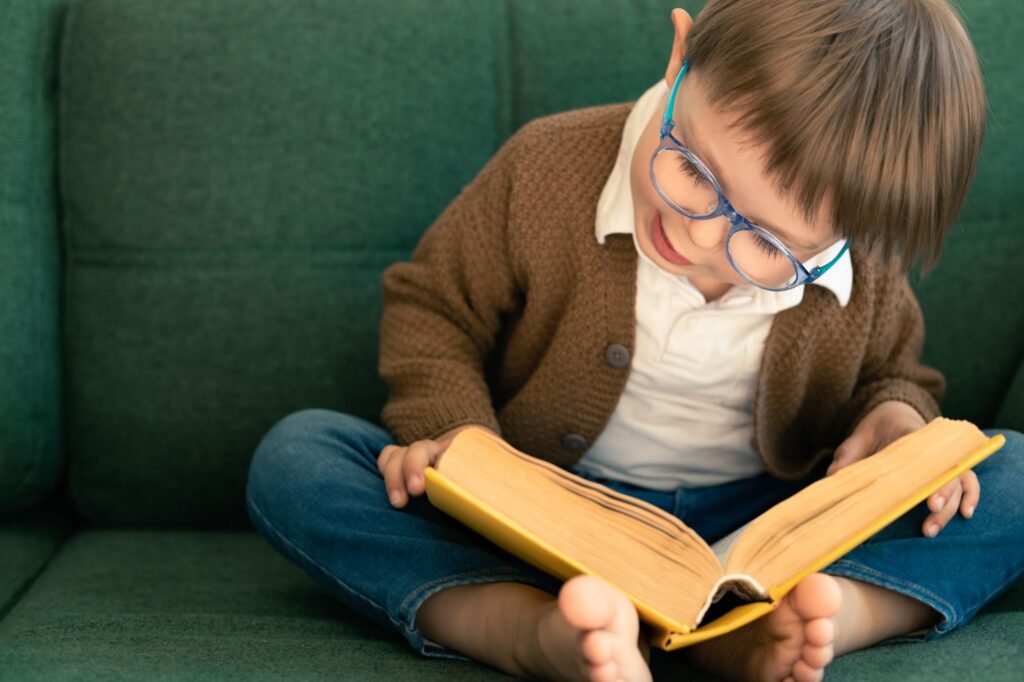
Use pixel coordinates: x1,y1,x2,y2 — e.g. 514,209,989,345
507,101,635,156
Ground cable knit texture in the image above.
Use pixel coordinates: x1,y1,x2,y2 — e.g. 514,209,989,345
378,102,945,480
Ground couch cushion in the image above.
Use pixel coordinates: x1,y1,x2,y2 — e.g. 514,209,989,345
0,530,1019,680
0,496,74,622
59,0,510,527
995,357,1024,432
0,530,512,680
0,0,66,514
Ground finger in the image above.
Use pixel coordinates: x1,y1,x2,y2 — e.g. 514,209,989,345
924,482,963,537
377,444,398,476
383,447,410,507
928,479,960,514
403,440,445,496
827,432,874,475
959,470,981,519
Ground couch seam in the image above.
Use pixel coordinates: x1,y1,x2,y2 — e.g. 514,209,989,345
0,531,73,626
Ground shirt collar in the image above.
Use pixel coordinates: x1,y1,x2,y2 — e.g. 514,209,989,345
594,79,853,309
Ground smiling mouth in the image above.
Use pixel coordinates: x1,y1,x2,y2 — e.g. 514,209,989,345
650,212,693,266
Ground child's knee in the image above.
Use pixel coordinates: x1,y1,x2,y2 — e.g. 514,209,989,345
247,409,376,508
980,428,1024,478
972,428,1024,526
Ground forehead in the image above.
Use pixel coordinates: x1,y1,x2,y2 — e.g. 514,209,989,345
671,70,834,249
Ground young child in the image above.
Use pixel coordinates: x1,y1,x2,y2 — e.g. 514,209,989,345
245,2,1024,680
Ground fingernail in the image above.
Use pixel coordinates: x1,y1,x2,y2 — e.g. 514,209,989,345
928,524,939,537
935,496,945,510
966,505,975,518
389,491,401,505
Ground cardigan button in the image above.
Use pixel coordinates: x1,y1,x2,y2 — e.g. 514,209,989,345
604,343,631,368
562,433,589,454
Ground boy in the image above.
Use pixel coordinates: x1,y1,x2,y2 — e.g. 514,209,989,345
246,2,1024,681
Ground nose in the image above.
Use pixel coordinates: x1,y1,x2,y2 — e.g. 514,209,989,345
684,213,730,251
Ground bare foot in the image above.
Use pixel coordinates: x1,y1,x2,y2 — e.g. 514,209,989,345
684,572,842,682
516,574,653,682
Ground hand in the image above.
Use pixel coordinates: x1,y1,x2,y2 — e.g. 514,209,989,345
377,424,497,508
827,400,980,537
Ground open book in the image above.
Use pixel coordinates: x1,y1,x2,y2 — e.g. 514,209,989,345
423,417,1005,651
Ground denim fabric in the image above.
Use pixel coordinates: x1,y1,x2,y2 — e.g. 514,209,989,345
245,409,1024,662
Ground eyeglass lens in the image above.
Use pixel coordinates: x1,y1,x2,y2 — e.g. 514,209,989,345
652,148,799,289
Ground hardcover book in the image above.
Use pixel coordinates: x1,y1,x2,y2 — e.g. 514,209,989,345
423,418,1005,650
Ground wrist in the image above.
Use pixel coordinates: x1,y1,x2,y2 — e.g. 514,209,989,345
435,423,497,445
874,399,928,424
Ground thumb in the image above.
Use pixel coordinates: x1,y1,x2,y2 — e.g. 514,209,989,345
828,429,874,476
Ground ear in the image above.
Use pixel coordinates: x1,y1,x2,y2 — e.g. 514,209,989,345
664,8,695,90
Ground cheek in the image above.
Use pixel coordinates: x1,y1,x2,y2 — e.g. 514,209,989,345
629,149,648,198
630,132,661,196
626,152,659,208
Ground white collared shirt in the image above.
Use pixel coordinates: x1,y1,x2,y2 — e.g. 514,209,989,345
572,80,853,490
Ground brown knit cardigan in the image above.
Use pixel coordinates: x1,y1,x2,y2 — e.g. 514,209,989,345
378,102,945,481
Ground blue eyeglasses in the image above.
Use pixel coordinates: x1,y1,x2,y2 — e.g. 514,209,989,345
650,60,849,291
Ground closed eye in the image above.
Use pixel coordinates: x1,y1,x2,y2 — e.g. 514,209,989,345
678,157,711,186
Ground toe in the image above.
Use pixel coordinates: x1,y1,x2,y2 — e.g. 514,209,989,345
560,575,616,631
793,574,842,621
581,630,614,665
792,658,824,682
804,617,834,647
802,642,834,668
589,659,619,682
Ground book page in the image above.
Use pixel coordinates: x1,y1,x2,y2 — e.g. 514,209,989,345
710,519,752,566
432,428,726,629
722,418,996,593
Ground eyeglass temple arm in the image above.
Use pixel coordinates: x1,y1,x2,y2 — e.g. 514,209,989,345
661,60,691,132
805,240,851,282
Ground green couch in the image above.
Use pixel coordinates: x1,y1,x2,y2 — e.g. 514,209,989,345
2,0,1021,679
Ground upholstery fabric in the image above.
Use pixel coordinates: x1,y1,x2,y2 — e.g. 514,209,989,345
0,0,65,514
0,496,73,622
0,530,512,680
0,530,1019,680
995,358,1024,433
59,0,507,527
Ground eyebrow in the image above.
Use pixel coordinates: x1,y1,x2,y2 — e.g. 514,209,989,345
679,118,821,252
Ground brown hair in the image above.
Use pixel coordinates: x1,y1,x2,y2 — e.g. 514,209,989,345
684,0,987,274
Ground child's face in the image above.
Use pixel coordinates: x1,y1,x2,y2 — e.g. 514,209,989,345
628,65,839,297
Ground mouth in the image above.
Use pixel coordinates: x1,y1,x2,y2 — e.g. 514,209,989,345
650,212,693,266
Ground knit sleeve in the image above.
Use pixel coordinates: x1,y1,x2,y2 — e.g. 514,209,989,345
836,270,946,438
377,134,523,445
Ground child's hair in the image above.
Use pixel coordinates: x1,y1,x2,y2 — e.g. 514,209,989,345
684,0,986,274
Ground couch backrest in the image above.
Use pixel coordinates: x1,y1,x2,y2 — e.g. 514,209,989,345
4,0,1021,527
0,0,66,516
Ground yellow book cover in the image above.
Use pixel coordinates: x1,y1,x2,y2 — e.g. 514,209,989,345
423,417,1005,650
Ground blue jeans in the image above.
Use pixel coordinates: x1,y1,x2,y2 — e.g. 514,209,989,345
245,409,1024,663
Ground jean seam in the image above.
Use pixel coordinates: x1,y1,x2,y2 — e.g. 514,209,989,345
824,558,959,629
245,490,405,634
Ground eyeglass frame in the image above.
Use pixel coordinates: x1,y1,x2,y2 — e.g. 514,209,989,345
649,59,850,291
